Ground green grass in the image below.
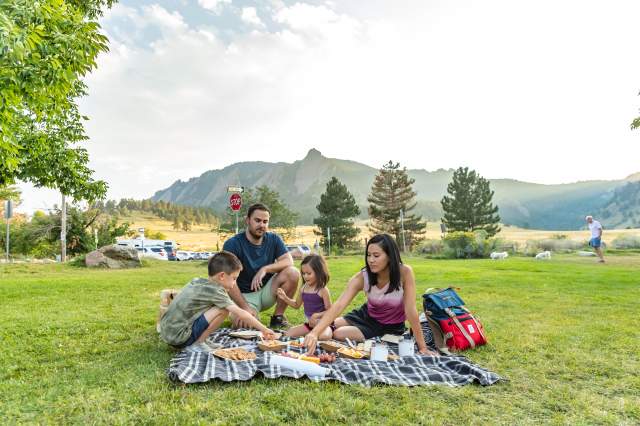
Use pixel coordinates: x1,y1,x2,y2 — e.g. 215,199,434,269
1,255,639,425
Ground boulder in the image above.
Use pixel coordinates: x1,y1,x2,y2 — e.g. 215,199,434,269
85,244,141,268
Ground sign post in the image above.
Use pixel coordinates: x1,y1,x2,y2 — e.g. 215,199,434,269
400,209,407,253
229,193,242,234
4,200,12,263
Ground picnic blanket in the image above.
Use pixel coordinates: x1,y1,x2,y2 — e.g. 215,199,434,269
166,322,502,387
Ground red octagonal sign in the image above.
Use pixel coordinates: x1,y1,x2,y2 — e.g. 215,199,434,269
229,193,242,211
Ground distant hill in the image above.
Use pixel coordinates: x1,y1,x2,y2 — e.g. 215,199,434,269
597,181,640,228
152,149,637,230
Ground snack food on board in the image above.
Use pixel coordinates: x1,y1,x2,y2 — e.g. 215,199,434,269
258,340,287,352
213,348,256,361
337,347,365,359
319,340,346,352
299,355,321,364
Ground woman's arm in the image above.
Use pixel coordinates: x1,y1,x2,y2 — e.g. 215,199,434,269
402,265,437,355
276,284,303,309
304,273,364,354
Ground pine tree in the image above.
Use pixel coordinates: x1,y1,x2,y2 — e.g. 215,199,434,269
441,167,501,236
313,177,361,249
367,161,426,250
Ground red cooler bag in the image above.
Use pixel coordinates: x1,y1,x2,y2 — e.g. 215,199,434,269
422,288,487,352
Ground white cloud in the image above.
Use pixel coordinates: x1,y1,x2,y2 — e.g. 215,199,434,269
19,0,640,213
241,7,264,28
198,0,232,14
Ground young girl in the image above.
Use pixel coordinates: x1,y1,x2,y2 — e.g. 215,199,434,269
276,254,333,340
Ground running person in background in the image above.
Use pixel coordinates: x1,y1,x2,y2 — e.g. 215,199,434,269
223,203,299,329
586,215,605,263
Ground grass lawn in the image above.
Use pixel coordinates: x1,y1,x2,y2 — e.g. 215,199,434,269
1,255,639,424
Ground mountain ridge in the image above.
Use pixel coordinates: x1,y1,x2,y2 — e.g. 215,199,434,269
152,149,638,230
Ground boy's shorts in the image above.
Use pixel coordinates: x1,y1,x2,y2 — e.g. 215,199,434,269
242,274,277,313
590,237,602,248
181,314,210,347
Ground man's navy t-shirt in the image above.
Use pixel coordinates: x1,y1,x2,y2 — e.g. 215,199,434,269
222,232,288,293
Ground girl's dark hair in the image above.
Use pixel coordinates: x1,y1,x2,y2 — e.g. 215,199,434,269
300,254,330,289
365,234,402,294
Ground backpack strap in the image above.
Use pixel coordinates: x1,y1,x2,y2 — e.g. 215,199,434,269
461,306,488,343
445,307,476,349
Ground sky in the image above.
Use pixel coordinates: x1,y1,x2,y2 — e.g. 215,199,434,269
17,0,640,213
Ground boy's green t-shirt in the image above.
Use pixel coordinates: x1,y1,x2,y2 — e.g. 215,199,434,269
160,278,234,346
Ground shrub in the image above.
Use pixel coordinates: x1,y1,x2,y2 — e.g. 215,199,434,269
443,232,477,259
524,238,586,256
416,239,444,255
611,235,640,249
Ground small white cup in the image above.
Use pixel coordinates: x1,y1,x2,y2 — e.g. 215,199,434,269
398,337,415,357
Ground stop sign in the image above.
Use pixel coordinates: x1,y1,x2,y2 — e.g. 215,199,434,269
229,193,242,211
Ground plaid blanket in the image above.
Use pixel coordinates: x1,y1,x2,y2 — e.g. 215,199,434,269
167,322,502,387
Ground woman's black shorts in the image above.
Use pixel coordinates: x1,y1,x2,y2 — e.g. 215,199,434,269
343,304,405,339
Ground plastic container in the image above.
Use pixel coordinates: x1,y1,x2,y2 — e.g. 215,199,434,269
370,343,389,361
398,337,415,357
270,355,329,378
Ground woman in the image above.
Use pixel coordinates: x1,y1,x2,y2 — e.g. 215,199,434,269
304,234,436,355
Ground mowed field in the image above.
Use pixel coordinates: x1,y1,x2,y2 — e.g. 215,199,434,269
120,212,640,250
1,255,639,424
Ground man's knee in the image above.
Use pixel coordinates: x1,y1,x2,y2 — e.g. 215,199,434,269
281,266,300,284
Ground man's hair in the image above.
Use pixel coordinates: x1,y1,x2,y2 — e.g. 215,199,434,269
247,203,271,218
208,251,242,276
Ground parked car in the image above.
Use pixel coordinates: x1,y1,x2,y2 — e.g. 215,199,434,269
175,250,192,261
286,244,312,260
137,247,168,261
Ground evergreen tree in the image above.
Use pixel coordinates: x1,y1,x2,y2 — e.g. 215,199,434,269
367,161,426,250
441,167,501,236
172,215,181,231
313,177,361,249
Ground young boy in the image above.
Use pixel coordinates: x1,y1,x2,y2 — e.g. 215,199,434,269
160,251,276,348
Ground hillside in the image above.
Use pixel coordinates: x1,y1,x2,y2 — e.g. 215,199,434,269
152,149,635,230
597,181,640,228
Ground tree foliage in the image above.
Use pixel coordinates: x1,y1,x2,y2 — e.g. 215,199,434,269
313,177,360,249
0,203,129,258
220,186,298,235
367,161,426,250
0,0,115,201
441,167,501,237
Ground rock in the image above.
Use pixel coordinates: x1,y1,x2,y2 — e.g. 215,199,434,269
85,244,141,268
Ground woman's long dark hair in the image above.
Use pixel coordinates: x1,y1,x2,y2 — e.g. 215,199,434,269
300,254,330,289
365,234,402,294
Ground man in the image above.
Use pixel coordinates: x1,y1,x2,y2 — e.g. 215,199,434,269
586,215,605,263
223,203,299,329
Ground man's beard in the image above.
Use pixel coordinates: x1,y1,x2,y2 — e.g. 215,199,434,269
248,228,264,240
